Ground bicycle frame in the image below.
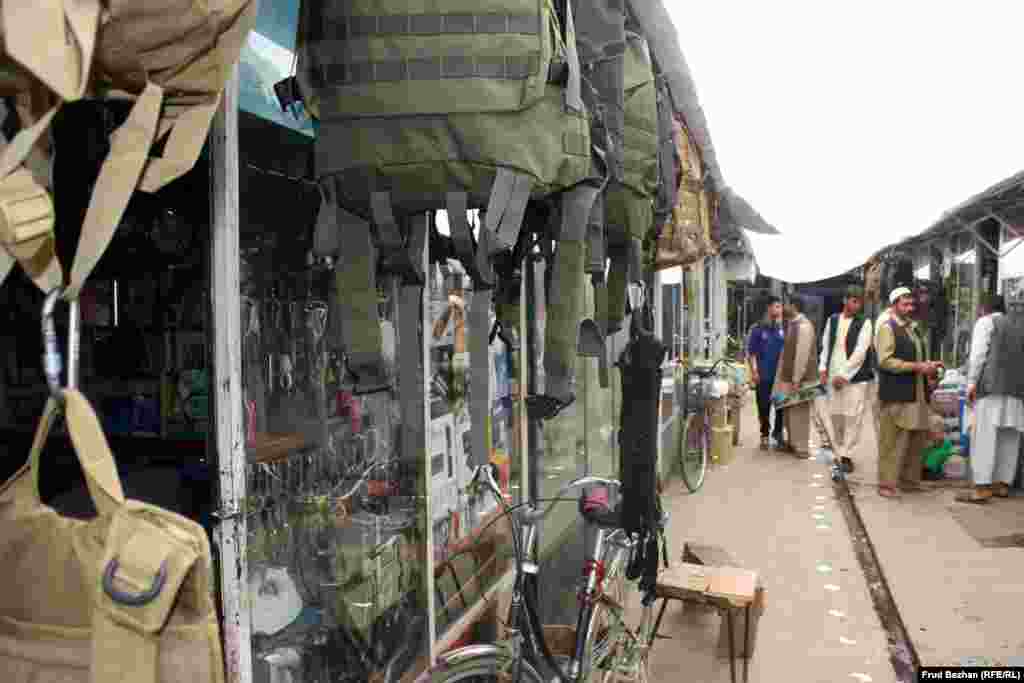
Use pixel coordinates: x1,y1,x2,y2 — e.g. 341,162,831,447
422,467,654,683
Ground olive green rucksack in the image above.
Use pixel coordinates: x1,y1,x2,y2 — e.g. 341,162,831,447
297,0,602,453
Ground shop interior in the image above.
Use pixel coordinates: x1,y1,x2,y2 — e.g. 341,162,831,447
0,100,214,528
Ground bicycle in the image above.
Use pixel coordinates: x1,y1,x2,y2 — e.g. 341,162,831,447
415,464,664,682
677,356,730,493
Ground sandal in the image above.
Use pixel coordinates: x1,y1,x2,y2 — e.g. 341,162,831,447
956,487,993,504
878,485,900,498
994,483,1011,498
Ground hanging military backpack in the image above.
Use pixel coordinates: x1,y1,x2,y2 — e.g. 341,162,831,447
296,0,601,453
864,258,883,304
597,28,659,336
0,1,257,300
654,115,709,270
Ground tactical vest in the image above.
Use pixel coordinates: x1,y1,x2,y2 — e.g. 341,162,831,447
824,313,875,384
877,320,919,403
979,313,1024,400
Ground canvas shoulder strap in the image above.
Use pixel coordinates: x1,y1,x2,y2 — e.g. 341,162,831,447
0,0,101,292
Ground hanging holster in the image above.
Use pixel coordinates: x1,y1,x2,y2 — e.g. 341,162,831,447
618,305,667,601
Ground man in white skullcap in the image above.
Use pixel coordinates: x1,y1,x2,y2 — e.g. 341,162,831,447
874,286,942,498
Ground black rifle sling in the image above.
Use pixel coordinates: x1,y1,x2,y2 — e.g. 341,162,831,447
617,322,667,600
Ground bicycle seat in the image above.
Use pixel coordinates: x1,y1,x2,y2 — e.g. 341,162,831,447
580,489,621,529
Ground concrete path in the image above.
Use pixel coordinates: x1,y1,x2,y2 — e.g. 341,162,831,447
645,401,897,683
845,404,1024,667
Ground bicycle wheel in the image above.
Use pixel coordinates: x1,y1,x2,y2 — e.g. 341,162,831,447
417,651,546,683
679,410,709,493
582,542,650,682
584,583,650,682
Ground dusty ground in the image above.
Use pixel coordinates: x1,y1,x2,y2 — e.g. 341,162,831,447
642,402,897,683
845,405,1024,668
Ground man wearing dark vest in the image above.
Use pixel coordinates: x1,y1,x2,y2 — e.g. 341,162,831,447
875,287,941,498
818,285,875,474
773,295,818,456
960,293,1021,503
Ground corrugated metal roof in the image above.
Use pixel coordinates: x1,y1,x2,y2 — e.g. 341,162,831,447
870,169,1024,259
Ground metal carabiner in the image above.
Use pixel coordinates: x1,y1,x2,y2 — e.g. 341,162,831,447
41,287,80,402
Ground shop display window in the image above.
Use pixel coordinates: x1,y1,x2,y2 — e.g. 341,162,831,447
943,232,977,368
428,254,519,646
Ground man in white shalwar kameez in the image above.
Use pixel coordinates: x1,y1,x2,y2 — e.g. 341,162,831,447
818,286,875,473
961,295,1020,503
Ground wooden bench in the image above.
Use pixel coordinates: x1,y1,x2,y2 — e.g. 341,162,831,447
649,544,763,683
684,543,766,661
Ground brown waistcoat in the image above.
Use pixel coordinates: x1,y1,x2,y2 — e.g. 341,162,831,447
776,316,817,385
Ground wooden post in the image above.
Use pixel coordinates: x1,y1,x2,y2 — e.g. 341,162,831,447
209,66,252,683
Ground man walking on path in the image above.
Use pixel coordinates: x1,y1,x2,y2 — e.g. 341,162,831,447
960,293,1020,503
773,295,818,457
819,286,875,474
748,296,787,450
875,287,941,498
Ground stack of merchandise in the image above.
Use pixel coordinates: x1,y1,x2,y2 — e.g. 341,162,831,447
930,368,970,479
931,369,964,456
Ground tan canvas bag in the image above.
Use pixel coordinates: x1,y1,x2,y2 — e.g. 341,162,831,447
0,0,257,299
0,389,225,683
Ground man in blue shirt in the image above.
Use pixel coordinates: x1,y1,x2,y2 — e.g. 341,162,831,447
748,296,787,449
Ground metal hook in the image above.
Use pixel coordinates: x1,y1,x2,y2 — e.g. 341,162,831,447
41,287,80,402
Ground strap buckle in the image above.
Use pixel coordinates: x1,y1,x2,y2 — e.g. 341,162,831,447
0,170,54,247
102,556,169,607
41,287,81,402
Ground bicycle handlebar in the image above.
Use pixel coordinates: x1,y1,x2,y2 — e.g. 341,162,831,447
687,356,729,379
468,465,620,525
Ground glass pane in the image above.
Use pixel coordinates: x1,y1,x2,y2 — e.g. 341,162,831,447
429,255,518,646
239,125,430,681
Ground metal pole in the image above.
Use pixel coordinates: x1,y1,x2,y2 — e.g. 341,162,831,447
526,251,544,505
394,215,435,664
209,66,252,683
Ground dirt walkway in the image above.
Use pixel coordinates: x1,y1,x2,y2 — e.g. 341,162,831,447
846,404,1024,667
645,401,897,683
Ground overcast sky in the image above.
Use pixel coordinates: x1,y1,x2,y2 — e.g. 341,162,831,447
665,2,1024,283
